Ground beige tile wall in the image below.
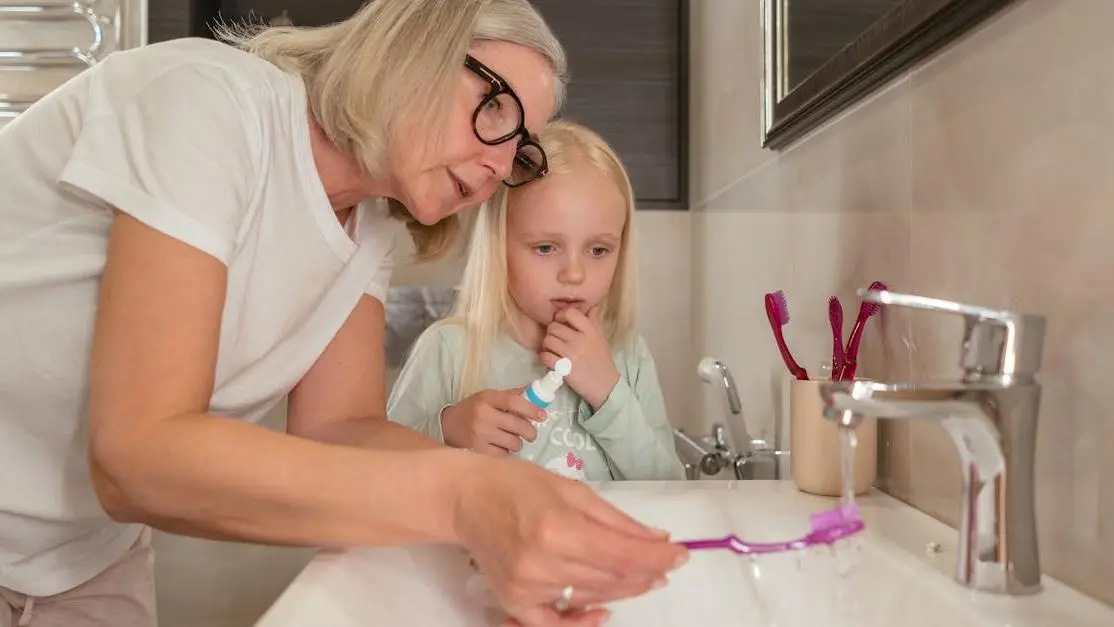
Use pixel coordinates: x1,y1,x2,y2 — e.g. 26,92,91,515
688,0,1113,605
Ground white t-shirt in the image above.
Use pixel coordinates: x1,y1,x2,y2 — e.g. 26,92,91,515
0,37,397,596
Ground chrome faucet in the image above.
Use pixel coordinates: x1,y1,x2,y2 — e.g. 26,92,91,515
819,289,1046,596
675,358,787,480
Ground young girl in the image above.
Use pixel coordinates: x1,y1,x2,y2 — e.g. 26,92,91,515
387,120,685,482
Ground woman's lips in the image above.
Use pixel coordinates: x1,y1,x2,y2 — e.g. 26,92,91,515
449,171,472,199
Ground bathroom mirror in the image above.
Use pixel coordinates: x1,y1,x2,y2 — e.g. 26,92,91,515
761,0,1017,149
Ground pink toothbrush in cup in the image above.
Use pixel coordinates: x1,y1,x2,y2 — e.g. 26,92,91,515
829,296,845,378
680,504,864,556
765,290,808,380
835,281,888,381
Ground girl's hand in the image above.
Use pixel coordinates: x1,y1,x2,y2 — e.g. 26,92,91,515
540,307,619,411
442,388,548,455
453,457,688,626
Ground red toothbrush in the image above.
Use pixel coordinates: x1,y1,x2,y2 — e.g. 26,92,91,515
835,281,888,381
765,291,808,380
828,296,844,378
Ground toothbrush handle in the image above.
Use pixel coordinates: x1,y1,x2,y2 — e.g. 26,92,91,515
765,295,809,380
680,538,731,551
773,325,809,380
839,280,888,381
681,537,799,555
836,321,864,380
830,300,845,374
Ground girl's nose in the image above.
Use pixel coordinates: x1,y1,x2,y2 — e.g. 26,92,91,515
559,258,585,284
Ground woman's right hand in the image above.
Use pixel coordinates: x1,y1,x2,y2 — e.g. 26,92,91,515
452,457,689,627
442,388,547,454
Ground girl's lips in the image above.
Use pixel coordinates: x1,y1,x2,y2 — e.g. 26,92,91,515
551,298,585,309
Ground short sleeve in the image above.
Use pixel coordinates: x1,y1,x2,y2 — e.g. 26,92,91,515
386,324,462,443
59,66,261,265
364,236,395,303
355,200,400,302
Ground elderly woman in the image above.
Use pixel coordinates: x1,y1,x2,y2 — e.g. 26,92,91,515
0,1,686,626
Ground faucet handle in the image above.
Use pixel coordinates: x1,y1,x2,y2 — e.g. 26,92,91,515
860,289,1046,383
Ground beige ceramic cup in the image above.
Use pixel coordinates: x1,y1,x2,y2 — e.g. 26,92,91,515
789,378,877,497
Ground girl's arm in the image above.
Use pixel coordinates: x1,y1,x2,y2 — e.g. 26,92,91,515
578,337,686,481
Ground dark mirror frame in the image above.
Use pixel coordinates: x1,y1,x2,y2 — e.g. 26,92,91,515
761,0,1017,150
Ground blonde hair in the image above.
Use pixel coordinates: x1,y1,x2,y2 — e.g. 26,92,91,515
442,119,639,400
216,0,568,260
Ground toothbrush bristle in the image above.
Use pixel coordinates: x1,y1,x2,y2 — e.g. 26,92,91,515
767,291,790,324
809,504,861,531
864,281,888,316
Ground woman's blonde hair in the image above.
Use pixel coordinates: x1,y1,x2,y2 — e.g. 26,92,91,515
442,119,639,400
217,0,568,260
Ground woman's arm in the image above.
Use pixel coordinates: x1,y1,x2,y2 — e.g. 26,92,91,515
285,294,441,451
88,214,471,546
579,338,686,481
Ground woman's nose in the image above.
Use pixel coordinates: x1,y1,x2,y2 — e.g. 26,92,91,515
480,141,518,182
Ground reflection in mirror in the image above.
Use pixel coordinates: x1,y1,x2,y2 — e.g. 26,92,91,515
762,0,1017,150
786,0,901,92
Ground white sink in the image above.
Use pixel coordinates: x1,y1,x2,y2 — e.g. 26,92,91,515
254,481,1113,627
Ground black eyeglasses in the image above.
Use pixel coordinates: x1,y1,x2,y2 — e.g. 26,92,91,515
464,54,547,187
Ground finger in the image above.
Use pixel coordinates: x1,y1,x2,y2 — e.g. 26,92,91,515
566,485,671,541
539,351,561,370
496,392,549,423
472,441,513,457
569,608,611,626
497,413,539,441
559,308,591,332
545,321,578,342
557,578,665,608
504,608,610,627
509,555,664,605
541,334,570,358
562,493,688,578
505,605,604,627
487,428,526,453
505,604,560,627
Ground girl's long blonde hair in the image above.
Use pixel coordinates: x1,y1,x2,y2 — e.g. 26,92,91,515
216,0,568,260
443,119,639,400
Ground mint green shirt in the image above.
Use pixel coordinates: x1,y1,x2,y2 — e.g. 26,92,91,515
387,323,686,482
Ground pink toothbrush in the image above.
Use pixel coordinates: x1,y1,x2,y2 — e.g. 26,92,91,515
835,281,887,381
765,291,808,380
680,504,864,555
829,296,845,377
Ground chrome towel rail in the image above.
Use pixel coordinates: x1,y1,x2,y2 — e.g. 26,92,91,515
0,0,109,69
0,97,33,118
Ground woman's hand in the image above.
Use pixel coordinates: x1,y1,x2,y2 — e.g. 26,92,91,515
540,307,620,411
453,457,688,627
442,389,548,455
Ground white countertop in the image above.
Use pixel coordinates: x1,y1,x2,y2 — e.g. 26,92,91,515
254,480,1114,627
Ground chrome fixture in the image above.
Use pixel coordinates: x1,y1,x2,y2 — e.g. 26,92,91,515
0,0,145,122
820,289,1046,596
673,423,788,481
0,1,111,69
